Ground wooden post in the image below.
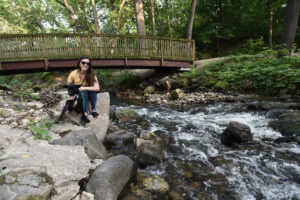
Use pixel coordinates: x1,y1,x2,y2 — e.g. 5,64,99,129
41,35,49,71
193,40,196,60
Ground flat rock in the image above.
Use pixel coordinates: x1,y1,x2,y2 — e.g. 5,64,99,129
0,125,91,200
53,128,107,160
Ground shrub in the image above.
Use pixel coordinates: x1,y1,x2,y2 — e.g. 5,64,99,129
184,55,300,96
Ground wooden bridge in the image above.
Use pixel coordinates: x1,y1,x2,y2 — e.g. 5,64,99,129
0,34,195,75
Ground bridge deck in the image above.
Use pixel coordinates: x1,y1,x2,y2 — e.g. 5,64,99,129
0,34,195,75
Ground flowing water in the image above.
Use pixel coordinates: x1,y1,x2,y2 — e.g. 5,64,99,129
111,101,300,200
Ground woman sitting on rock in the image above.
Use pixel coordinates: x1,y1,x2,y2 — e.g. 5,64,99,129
67,56,100,123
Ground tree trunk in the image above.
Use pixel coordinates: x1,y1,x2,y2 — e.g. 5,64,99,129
187,0,197,39
281,0,300,54
58,0,82,33
167,13,173,37
134,0,146,36
92,0,101,34
25,0,45,33
116,0,126,34
150,0,157,36
268,0,273,49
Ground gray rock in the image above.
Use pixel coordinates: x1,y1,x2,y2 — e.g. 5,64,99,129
53,128,107,160
137,141,164,167
73,191,95,200
221,121,253,147
105,130,136,146
85,92,110,143
156,79,171,90
172,78,189,89
0,125,91,200
59,92,110,143
86,155,134,200
114,109,139,124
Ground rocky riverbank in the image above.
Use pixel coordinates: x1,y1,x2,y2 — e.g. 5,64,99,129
0,89,135,200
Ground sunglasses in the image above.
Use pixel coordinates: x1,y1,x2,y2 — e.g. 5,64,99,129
81,61,91,66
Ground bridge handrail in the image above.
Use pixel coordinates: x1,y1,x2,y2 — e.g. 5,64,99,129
0,33,195,63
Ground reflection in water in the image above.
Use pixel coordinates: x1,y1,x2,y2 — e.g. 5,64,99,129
112,102,300,200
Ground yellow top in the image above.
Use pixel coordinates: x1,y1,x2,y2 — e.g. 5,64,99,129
67,69,97,86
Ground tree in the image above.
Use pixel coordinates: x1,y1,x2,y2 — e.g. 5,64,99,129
150,0,157,36
55,0,82,33
92,0,101,34
116,0,126,34
281,0,300,53
187,0,197,39
268,0,273,49
134,0,146,35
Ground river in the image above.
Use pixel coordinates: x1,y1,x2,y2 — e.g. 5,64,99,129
111,99,300,200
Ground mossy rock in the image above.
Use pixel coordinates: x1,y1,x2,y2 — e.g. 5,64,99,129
114,109,139,123
144,86,155,96
171,89,185,99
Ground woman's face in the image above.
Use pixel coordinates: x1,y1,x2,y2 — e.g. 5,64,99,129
79,58,91,72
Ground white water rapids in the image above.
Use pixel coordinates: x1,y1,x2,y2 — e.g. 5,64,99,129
112,102,300,200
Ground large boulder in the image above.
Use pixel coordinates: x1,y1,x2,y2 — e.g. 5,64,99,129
86,155,134,200
53,128,107,160
0,125,91,200
105,130,136,147
221,121,253,147
63,92,110,142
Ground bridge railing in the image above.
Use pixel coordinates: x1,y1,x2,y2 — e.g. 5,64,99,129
0,34,195,62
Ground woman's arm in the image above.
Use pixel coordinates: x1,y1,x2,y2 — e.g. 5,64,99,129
79,80,100,92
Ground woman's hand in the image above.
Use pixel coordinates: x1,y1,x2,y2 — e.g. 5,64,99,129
79,87,87,91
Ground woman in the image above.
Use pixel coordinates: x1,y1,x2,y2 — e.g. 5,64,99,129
67,56,100,123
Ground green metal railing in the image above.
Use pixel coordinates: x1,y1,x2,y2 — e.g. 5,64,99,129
0,33,195,63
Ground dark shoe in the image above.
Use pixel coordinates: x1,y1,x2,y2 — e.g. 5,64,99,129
82,116,90,123
92,111,99,118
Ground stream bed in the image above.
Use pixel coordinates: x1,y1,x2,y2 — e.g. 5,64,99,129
111,99,300,200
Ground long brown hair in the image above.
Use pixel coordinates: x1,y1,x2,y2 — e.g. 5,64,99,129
77,56,96,86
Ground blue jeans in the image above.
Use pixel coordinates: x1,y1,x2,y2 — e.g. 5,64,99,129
81,91,97,113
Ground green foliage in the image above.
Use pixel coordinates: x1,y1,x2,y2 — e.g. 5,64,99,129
9,76,34,101
115,71,141,88
27,119,54,141
29,94,41,101
184,55,300,96
0,73,55,101
96,69,141,89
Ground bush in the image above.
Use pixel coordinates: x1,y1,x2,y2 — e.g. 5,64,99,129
184,55,300,96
